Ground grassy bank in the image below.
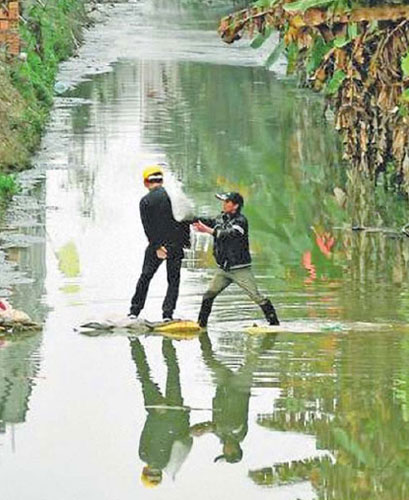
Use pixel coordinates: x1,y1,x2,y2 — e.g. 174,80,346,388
0,0,87,200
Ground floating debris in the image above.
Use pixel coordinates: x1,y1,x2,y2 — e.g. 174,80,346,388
0,299,42,333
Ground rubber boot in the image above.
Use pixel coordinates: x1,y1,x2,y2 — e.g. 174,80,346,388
260,299,280,326
198,297,214,328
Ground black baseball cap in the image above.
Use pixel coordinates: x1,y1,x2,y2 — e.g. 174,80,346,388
215,192,244,208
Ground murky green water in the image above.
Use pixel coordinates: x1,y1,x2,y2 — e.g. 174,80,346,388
1,2,409,499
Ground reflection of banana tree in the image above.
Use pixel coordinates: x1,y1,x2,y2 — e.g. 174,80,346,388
254,330,409,499
330,169,409,321
249,455,332,488
191,331,276,463
130,338,193,486
141,62,346,275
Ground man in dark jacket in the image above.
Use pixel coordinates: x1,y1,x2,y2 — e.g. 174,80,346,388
193,192,279,328
129,165,190,321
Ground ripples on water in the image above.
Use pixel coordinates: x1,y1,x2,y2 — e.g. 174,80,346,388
0,1,409,499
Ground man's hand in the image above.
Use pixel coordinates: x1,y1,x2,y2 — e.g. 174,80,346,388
156,246,168,259
193,220,214,235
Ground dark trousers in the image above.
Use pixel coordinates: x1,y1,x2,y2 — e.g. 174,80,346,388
131,246,183,318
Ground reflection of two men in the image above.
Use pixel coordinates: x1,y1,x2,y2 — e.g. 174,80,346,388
130,338,193,488
131,332,276,486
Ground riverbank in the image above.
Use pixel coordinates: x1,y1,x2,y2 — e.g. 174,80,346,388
0,0,88,202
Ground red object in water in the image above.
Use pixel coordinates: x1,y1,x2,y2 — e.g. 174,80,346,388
315,232,335,257
0,301,6,311
302,251,317,284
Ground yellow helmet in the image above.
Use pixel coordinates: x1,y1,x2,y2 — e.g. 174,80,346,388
141,466,162,488
142,165,164,182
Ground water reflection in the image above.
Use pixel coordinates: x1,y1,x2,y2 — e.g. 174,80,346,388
131,338,193,486
0,334,42,432
0,166,46,447
194,332,276,464
251,330,409,499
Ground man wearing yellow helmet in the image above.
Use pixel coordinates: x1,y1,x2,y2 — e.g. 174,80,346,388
129,165,190,321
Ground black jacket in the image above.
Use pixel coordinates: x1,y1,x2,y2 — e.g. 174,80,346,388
140,186,190,253
198,211,252,271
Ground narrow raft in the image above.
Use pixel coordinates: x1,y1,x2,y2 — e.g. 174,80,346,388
78,317,201,340
78,316,407,338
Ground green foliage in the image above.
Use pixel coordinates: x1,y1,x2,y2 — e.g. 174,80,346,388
325,69,346,95
401,51,409,78
368,20,378,33
253,0,279,7
284,0,334,13
13,0,84,105
283,0,352,12
264,39,285,68
251,27,273,49
333,23,359,48
400,88,409,103
286,41,299,74
306,36,331,74
348,22,358,39
334,34,349,48
399,88,409,117
0,174,20,200
333,427,371,465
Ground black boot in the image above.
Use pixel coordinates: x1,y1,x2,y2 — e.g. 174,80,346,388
198,297,214,328
260,299,280,326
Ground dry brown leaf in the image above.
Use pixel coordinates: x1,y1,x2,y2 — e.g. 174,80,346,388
335,48,347,71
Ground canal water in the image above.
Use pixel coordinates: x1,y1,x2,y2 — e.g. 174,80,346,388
1,1,409,499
